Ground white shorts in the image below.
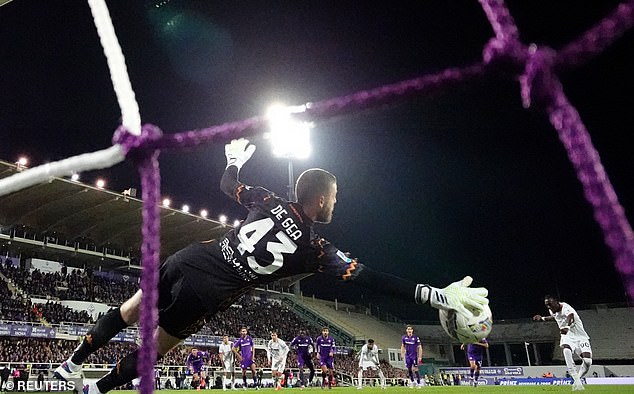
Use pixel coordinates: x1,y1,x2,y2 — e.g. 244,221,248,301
271,358,287,373
560,335,592,356
359,360,380,371
223,359,234,372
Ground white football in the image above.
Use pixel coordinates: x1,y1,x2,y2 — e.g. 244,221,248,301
439,304,493,343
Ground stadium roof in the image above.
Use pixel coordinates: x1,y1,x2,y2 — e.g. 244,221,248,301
0,160,230,270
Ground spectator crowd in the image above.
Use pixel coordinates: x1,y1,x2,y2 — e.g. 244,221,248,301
0,263,138,305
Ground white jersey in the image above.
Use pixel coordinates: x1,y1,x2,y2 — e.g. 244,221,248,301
358,344,380,369
549,302,590,341
267,338,289,372
219,341,235,367
267,338,289,362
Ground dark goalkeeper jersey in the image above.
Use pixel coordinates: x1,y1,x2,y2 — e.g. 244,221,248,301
172,166,364,312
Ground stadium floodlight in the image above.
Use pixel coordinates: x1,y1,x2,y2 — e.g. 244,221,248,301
200,209,208,218
71,173,80,182
218,214,227,224
233,219,240,227
181,204,190,213
267,103,312,160
95,179,106,189
15,156,29,171
162,198,171,207
266,103,312,202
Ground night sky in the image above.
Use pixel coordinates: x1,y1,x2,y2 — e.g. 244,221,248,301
1,1,633,321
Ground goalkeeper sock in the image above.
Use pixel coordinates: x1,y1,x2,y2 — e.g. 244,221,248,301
71,307,128,365
96,350,160,393
357,370,363,387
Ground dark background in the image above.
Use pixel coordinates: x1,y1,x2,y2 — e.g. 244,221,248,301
1,1,633,321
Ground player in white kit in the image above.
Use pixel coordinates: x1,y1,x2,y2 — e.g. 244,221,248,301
357,339,386,389
219,335,236,390
267,331,289,391
533,295,592,391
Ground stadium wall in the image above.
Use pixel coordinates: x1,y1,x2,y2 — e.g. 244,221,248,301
440,365,634,378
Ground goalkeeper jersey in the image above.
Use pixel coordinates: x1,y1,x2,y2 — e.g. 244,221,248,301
173,166,365,313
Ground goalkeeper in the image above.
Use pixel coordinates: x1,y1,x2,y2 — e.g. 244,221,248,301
54,138,489,394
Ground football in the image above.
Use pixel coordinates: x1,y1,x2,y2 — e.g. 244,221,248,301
439,304,493,343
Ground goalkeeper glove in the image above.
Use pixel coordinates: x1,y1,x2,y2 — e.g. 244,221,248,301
415,276,488,318
225,138,256,170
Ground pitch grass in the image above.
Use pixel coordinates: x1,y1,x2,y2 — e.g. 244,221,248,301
30,386,634,394
156,387,629,393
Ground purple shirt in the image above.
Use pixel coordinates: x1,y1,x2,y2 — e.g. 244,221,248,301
290,335,314,356
401,335,421,359
185,351,208,372
315,335,335,358
233,335,254,359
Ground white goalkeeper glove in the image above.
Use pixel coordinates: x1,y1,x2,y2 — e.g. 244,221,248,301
225,138,256,170
415,276,488,318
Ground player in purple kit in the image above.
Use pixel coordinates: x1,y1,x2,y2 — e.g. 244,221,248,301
401,326,423,388
460,338,488,387
53,138,489,394
232,327,258,389
315,327,336,389
290,330,316,388
185,348,209,390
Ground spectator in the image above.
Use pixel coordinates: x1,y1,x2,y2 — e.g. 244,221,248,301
1,365,10,391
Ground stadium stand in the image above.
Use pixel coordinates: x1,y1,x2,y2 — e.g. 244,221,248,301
200,296,323,340
289,296,403,349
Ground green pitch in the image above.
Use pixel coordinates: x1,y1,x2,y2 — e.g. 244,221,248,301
38,386,633,394
168,387,626,393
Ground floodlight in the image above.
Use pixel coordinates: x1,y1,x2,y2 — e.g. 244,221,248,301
267,103,312,159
